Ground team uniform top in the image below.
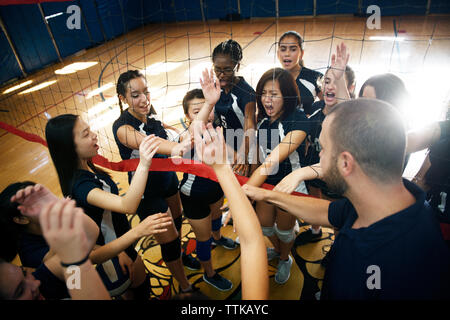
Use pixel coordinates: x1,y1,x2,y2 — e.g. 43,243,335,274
296,67,323,115
71,169,137,260
214,76,256,150
18,233,49,269
112,109,178,204
321,179,450,300
33,263,70,299
179,145,223,199
304,105,342,199
257,107,311,192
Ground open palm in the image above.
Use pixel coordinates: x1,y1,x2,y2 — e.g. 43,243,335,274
11,184,59,218
330,42,349,81
200,68,221,106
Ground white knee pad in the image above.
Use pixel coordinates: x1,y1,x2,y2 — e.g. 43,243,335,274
261,226,275,237
274,224,295,243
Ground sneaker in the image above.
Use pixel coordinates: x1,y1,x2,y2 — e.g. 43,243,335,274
182,252,201,270
267,247,280,261
315,291,321,300
203,273,233,291
294,228,322,247
274,255,293,284
211,236,237,250
234,236,240,245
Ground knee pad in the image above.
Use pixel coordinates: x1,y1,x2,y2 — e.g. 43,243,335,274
196,238,212,262
160,238,181,263
173,215,182,232
261,226,275,237
274,224,295,243
211,217,222,232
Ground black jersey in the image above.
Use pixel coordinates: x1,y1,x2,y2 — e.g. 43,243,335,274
214,77,256,150
296,67,323,115
71,169,136,259
179,146,223,198
305,106,326,167
257,107,310,190
112,109,179,200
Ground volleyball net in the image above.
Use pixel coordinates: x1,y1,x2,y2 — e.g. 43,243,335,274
0,0,449,181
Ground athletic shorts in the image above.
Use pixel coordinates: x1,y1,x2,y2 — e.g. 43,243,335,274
180,187,224,220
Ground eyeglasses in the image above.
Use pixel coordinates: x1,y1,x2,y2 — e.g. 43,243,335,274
213,64,238,76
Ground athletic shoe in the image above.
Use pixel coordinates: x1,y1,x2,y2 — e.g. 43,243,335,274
315,291,321,300
274,255,293,284
234,236,240,245
203,273,233,291
267,247,280,261
182,252,201,270
211,236,237,250
294,228,322,247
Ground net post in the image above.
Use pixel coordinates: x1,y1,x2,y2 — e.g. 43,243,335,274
37,3,63,62
0,15,27,77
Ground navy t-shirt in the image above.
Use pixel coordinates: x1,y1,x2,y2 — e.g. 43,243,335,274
257,107,310,189
296,67,323,115
321,179,450,300
214,77,256,150
112,109,178,202
71,170,136,260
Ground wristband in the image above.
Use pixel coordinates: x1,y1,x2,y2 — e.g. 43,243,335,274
60,254,90,268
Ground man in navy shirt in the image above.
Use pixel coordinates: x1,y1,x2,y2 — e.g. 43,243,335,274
243,98,450,299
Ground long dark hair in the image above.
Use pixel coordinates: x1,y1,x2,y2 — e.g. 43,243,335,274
0,181,35,263
278,31,304,67
358,73,408,112
45,114,105,197
256,68,301,122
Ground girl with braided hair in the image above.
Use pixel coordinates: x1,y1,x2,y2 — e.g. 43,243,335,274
112,70,199,294
211,39,257,178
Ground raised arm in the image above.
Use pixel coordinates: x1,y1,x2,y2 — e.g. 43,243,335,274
195,68,221,125
242,184,332,228
86,135,160,215
39,199,110,300
11,184,98,246
330,42,350,104
195,123,268,300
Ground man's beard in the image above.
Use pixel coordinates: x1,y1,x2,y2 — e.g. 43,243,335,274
322,156,348,196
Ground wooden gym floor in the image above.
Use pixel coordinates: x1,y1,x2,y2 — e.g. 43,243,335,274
1,14,449,299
